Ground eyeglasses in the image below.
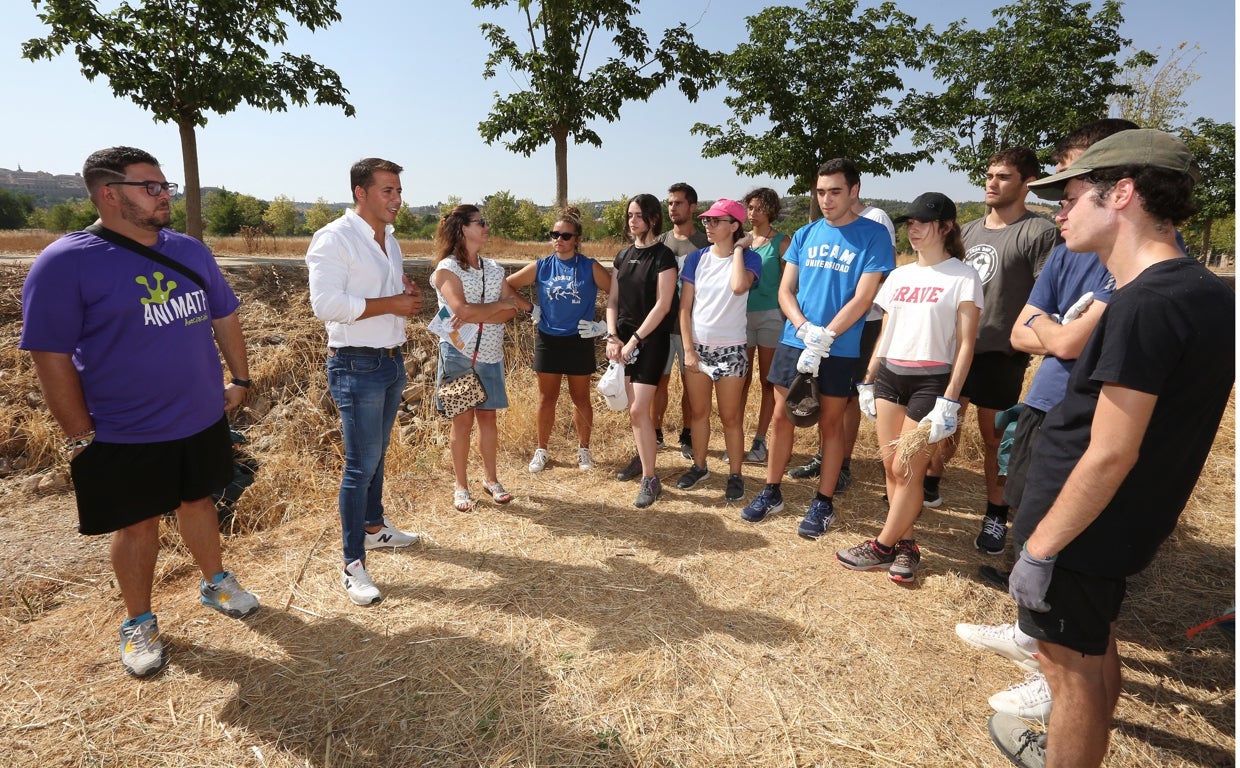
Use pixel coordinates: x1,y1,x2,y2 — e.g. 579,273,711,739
700,217,733,227
469,218,489,227
106,180,178,197
549,231,576,240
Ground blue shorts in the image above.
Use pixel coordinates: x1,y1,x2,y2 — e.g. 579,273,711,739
438,342,509,410
767,343,855,398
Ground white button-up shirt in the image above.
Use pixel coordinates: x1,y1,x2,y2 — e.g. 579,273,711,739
306,207,407,349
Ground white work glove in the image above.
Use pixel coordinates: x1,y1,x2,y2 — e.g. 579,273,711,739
577,319,607,338
697,361,724,381
796,348,821,374
530,304,541,326
795,322,835,355
856,382,877,422
919,396,961,444
1057,291,1095,324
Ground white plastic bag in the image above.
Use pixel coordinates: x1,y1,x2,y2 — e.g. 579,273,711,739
597,361,628,411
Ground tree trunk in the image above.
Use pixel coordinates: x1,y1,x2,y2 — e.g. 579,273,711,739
553,124,569,212
178,120,203,242
1200,217,1214,266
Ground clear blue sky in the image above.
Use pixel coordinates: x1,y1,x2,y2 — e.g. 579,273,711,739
1,0,1234,208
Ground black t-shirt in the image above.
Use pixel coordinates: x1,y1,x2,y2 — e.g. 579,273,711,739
614,242,678,336
1014,258,1235,576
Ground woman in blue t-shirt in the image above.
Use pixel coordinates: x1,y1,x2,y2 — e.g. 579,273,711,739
506,208,611,474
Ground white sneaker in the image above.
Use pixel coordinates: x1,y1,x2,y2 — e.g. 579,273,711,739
363,519,419,550
989,672,1053,720
529,448,549,473
119,614,168,678
955,622,1040,672
342,559,381,605
577,447,595,470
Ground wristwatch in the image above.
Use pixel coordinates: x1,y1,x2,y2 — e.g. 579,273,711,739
231,377,253,388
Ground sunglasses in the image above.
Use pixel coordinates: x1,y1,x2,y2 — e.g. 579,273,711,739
469,218,489,227
549,231,577,240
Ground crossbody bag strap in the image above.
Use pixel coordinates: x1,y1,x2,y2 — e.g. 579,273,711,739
85,223,208,291
470,266,486,366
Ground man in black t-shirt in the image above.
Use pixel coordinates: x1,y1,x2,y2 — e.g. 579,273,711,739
987,130,1234,768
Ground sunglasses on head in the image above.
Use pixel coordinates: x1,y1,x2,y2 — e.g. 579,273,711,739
549,231,576,240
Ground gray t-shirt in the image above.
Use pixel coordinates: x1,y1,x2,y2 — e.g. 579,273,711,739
658,228,710,335
962,211,1058,354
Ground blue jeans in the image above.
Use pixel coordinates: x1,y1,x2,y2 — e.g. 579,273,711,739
327,348,406,564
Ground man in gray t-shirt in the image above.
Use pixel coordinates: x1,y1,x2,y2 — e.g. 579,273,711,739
926,148,1057,555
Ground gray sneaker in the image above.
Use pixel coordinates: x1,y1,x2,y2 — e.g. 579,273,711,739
200,571,260,618
887,540,921,583
119,614,168,678
836,539,895,570
615,454,642,481
634,475,662,508
744,437,768,463
988,712,1046,768
788,453,822,479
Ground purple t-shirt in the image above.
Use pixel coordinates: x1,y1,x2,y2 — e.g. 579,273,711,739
20,229,240,442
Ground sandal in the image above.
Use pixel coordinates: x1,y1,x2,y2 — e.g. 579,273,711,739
453,488,474,512
483,481,514,505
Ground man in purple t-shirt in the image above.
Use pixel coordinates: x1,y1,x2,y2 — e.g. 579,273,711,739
20,146,259,679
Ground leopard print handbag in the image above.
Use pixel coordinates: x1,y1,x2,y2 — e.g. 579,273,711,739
438,368,487,418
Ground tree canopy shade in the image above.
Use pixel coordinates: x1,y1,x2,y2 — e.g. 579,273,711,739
692,0,927,215
22,0,355,241
903,0,1138,184
1180,118,1235,262
473,0,721,211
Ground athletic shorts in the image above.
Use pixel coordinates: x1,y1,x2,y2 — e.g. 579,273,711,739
438,342,509,410
851,319,883,387
693,342,749,379
961,351,1031,411
768,343,855,398
70,415,233,535
1018,565,1126,656
533,330,597,376
662,333,686,376
746,308,784,349
874,365,950,423
1004,405,1047,511
624,328,671,386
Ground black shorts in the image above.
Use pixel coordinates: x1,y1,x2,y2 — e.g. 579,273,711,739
70,415,233,535
1018,565,1126,656
1004,405,1047,512
851,319,883,386
622,327,671,386
533,330,597,376
961,351,1031,410
874,365,950,422
767,343,855,398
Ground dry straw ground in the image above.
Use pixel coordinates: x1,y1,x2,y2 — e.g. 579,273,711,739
0,232,1233,768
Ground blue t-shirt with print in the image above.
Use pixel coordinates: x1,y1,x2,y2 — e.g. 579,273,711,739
535,253,599,336
778,216,895,357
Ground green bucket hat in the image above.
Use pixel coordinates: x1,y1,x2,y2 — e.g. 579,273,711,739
1028,128,1201,200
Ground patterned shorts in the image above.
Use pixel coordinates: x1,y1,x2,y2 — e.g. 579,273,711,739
693,342,749,379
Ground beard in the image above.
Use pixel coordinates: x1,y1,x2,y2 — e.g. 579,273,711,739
118,193,171,231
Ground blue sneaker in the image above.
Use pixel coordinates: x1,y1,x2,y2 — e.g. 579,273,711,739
741,488,784,522
797,497,835,539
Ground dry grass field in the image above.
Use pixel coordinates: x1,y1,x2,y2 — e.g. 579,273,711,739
0,231,1233,767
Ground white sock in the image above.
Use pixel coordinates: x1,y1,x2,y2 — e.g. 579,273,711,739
1015,624,1039,653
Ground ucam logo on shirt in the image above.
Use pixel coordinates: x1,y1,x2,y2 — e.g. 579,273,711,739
803,243,858,272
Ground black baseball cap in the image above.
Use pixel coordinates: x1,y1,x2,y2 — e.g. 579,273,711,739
893,192,957,224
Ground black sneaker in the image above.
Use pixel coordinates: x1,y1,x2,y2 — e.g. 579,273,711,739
975,512,1008,555
923,487,943,508
788,453,822,479
655,429,665,448
988,712,1046,768
725,473,745,501
678,428,692,459
615,454,642,482
634,475,662,508
676,464,710,490
978,565,1011,591
834,465,852,494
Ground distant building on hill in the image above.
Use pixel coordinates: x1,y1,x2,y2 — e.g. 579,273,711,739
0,166,88,205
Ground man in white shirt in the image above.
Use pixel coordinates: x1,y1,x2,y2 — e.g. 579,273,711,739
306,158,423,606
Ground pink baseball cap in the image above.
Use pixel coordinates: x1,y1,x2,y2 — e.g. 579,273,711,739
699,198,747,223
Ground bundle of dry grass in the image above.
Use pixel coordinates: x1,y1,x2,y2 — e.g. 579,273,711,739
892,421,935,473
0,252,1232,768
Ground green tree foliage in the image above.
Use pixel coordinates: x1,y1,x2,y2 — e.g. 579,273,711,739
473,0,721,209
1110,43,1201,131
169,198,188,233
480,190,546,241
437,197,463,220
905,0,1138,183
263,194,301,236
203,189,264,236
28,198,98,231
393,204,420,239
23,0,354,241
304,197,342,233
598,196,630,239
1180,118,1235,263
693,0,926,217
0,188,36,229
